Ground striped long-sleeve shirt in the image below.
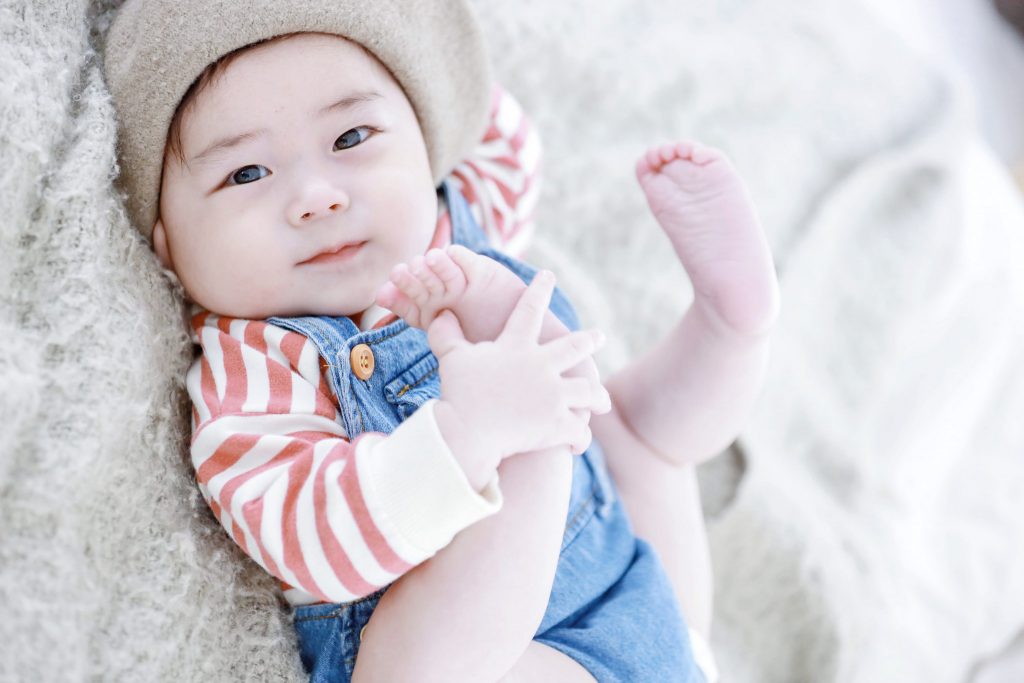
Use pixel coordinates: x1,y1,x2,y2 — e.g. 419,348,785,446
186,86,542,606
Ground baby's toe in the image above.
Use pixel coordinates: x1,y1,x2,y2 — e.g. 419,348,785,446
413,256,446,297
681,141,723,166
645,146,663,171
673,141,698,160
377,281,421,326
393,264,429,304
375,281,399,309
659,144,679,164
428,249,466,290
445,244,491,280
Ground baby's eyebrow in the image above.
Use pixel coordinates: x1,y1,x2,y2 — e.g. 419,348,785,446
189,129,266,167
316,90,382,117
187,91,383,167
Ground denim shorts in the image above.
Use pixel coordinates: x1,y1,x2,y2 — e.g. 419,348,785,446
292,440,706,682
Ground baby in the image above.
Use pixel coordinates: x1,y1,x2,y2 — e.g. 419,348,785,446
103,1,778,681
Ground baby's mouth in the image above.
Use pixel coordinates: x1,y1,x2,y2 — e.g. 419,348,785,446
299,241,368,266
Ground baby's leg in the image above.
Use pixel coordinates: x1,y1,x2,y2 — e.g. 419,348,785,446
595,141,779,639
498,642,596,682
355,453,598,683
590,407,713,637
608,141,779,466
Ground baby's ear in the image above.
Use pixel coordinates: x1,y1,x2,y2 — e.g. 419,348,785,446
151,218,175,272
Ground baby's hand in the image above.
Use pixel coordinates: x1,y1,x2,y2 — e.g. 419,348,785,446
430,270,609,464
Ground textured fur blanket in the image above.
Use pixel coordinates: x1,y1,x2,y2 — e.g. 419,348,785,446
4,0,1024,680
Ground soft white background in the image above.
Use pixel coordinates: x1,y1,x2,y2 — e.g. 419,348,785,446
863,0,1024,166
860,2,1024,679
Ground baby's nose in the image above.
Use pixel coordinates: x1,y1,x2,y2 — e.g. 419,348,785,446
289,184,350,226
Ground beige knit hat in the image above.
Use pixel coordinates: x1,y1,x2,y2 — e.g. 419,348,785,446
103,0,492,240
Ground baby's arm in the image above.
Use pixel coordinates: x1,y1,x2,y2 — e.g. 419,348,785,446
185,315,504,606
354,446,574,682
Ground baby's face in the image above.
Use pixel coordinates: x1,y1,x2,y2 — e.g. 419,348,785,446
154,33,438,319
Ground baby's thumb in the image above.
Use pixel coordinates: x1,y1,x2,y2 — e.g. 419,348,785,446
427,310,467,357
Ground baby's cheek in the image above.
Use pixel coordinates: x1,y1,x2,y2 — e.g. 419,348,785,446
181,245,265,317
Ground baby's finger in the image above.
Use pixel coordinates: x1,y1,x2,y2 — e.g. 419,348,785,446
569,421,593,456
561,377,600,410
564,377,610,415
427,310,468,358
543,329,606,373
591,381,612,415
499,270,555,343
577,378,606,417
550,409,591,455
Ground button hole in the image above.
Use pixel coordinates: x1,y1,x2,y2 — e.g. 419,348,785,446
396,385,410,397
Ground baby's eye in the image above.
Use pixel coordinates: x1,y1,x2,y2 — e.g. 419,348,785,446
334,126,375,151
226,165,269,186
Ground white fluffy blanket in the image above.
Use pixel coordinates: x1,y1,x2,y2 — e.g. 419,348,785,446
4,0,1024,680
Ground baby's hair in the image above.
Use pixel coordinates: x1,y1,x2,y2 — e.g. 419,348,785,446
165,33,297,167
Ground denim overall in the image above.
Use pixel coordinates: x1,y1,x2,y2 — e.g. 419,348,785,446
271,182,705,683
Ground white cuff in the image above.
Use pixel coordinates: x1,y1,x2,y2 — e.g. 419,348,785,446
357,399,503,559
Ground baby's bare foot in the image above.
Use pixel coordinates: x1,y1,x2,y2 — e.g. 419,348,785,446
375,245,528,342
636,141,779,337
376,248,467,330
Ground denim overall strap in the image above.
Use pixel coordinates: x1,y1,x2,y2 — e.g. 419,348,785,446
266,312,438,440
441,179,491,252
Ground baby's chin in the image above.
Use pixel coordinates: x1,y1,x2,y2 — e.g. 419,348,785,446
183,274,386,320
257,292,381,320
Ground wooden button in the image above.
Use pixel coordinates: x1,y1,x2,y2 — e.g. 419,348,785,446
359,624,368,641
350,344,375,380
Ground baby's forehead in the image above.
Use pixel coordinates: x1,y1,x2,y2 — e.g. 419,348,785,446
167,35,404,165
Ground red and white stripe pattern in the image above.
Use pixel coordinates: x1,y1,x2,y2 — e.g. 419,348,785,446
186,86,540,605
449,85,542,261
189,312,419,604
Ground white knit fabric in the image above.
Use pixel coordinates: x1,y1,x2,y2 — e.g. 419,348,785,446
3,0,1024,680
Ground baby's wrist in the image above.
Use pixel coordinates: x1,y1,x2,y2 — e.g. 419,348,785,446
433,399,502,491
